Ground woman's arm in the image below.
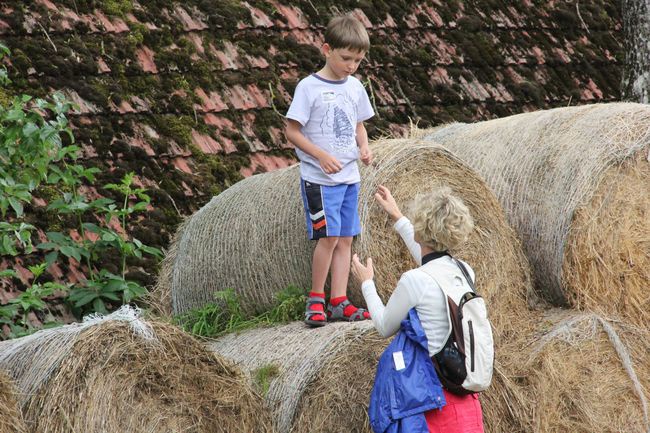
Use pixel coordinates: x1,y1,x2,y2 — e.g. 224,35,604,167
361,274,418,338
375,185,421,265
393,217,421,265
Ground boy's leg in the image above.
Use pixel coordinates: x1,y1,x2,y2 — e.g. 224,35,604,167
303,237,338,326
312,237,339,294
305,237,338,325
327,183,369,321
329,236,352,299
300,180,345,326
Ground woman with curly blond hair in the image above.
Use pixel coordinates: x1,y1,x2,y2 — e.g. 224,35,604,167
352,185,484,433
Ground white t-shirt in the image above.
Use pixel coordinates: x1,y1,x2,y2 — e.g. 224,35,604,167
361,217,476,357
286,74,375,186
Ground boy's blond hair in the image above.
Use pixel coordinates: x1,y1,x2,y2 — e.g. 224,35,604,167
324,13,370,52
409,187,474,252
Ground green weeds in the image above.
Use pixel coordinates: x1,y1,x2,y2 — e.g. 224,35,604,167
253,364,280,396
176,285,306,338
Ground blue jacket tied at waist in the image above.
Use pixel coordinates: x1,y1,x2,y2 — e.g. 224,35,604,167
369,309,446,433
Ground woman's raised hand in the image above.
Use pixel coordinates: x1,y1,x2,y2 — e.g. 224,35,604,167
351,254,374,284
374,185,403,222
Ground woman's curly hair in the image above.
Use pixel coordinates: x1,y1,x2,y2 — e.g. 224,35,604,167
408,186,474,252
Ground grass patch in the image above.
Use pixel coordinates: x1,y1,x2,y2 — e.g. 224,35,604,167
176,285,306,338
253,363,280,396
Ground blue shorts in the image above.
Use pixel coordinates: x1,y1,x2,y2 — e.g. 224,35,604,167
300,179,361,240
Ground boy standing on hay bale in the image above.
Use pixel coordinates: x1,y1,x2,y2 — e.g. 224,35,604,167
285,13,374,327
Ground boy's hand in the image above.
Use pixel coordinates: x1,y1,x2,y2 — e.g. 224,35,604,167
374,185,403,222
351,254,374,283
318,152,343,174
359,145,373,166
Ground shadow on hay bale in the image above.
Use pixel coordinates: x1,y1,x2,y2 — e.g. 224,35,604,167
0,307,272,433
0,370,27,433
161,139,534,342
423,103,650,322
514,309,650,433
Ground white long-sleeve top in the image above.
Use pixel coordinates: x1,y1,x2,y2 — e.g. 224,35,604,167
361,216,476,357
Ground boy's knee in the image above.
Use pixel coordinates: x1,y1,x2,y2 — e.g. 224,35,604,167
318,237,339,249
335,236,353,249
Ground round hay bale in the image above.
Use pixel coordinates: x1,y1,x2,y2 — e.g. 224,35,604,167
291,331,532,433
516,309,650,433
207,321,383,433
209,320,536,433
0,370,27,433
167,139,533,340
0,307,272,433
424,103,650,320
479,361,532,433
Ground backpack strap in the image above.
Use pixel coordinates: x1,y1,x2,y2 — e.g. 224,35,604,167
452,258,477,294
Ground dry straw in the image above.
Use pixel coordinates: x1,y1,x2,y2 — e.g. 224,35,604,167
164,139,533,342
518,309,650,433
207,321,381,433
207,320,536,433
0,306,272,433
0,370,27,433
423,103,650,321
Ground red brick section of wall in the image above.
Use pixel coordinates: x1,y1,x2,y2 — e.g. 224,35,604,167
0,0,622,310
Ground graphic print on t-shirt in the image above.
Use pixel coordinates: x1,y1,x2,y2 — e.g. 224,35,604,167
319,93,358,152
333,106,354,144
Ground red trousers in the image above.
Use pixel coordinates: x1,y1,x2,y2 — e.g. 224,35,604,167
424,389,484,433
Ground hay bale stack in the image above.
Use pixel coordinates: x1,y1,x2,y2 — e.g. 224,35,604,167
516,310,650,433
0,370,27,433
424,103,650,320
207,321,383,433
0,307,272,433
166,139,533,340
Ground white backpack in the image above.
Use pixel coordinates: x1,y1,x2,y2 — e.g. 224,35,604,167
420,258,494,394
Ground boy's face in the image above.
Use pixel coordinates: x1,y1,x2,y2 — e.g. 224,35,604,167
322,44,366,80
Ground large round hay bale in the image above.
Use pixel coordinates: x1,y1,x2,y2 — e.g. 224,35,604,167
0,370,27,433
480,361,532,433
424,103,650,320
208,319,545,433
516,310,650,433
167,139,533,340
207,321,381,433
0,307,272,433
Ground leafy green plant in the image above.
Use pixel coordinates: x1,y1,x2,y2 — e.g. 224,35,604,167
265,285,307,323
39,171,163,315
177,286,307,338
0,264,67,338
0,43,162,337
0,43,77,337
